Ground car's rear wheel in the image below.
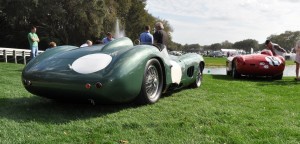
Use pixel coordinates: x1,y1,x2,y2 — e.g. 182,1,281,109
191,63,203,88
137,59,163,104
273,73,283,80
232,60,241,78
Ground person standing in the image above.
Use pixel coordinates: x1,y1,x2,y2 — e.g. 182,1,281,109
28,26,40,58
153,22,168,49
45,41,57,51
153,22,170,61
80,40,93,47
49,41,57,48
294,40,300,81
265,40,287,56
139,25,153,45
102,32,114,44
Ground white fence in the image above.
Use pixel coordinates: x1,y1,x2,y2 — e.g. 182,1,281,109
0,47,43,64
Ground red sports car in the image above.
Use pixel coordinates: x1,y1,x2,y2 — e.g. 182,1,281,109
226,50,285,79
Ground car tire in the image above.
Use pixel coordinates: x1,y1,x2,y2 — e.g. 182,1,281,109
232,60,241,78
273,73,283,80
226,70,231,76
137,59,163,104
191,63,203,88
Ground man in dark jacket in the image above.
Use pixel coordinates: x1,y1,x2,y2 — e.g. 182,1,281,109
153,22,168,49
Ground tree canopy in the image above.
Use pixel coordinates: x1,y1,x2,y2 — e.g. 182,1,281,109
200,31,300,53
267,31,300,52
1,0,300,52
232,39,259,52
0,0,173,50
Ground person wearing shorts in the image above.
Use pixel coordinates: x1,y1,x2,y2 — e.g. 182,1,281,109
294,40,300,80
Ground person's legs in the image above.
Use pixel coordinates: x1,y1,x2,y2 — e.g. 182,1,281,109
31,46,38,58
30,46,35,59
296,62,300,80
34,46,39,57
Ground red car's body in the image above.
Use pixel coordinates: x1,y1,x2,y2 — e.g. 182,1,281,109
226,50,285,79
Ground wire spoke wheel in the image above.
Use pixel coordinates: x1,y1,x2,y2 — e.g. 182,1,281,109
145,65,159,98
137,59,163,104
195,66,202,87
191,63,203,88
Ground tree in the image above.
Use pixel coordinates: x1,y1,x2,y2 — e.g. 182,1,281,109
0,0,107,49
0,0,177,50
0,0,34,48
221,40,233,49
233,39,259,52
124,0,152,41
37,0,107,46
267,31,300,52
168,41,183,51
210,43,222,51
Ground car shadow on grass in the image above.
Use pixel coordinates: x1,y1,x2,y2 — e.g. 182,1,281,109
0,96,139,124
211,74,299,86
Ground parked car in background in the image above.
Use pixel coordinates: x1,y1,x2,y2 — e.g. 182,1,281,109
209,51,225,57
283,48,296,61
169,51,182,56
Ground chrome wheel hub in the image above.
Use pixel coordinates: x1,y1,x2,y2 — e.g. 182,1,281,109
145,65,159,98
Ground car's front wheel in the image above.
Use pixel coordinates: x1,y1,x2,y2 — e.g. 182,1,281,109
273,73,283,80
232,60,241,78
137,59,163,104
191,63,203,88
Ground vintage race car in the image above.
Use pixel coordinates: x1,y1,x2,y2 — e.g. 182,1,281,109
22,37,205,104
226,50,285,79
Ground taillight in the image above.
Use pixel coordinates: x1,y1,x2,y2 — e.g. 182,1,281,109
95,82,103,88
85,83,91,89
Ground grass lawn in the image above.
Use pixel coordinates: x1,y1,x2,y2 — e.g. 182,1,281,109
0,62,299,143
204,56,296,67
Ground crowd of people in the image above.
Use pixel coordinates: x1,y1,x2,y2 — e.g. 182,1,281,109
28,21,168,51
27,22,300,81
28,27,118,53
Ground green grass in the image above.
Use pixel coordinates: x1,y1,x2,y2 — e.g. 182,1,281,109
286,60,296,66
0,62,299,143
204,57,227,67
204,56,296,67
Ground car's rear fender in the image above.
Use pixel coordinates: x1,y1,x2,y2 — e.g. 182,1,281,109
25,45,79,71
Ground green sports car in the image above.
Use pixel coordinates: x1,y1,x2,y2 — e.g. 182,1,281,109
22,37,205,104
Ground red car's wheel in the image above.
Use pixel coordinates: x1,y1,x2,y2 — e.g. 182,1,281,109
232,60,241,78
273,73,283,80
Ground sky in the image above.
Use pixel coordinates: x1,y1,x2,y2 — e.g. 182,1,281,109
145,0,300,45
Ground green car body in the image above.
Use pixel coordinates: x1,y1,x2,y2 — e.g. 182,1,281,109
22,37,205,104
